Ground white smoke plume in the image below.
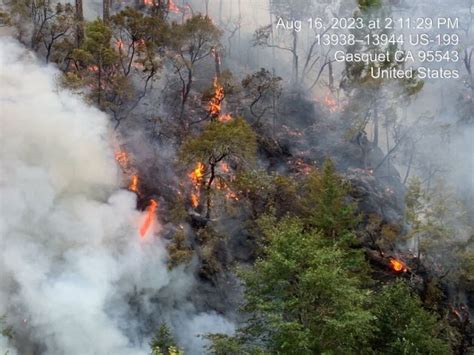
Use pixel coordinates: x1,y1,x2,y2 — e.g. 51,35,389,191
0,38,234,355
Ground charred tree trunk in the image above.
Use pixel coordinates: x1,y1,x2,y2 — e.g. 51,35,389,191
75,0,84,47
97,59,102,107
291,30,299,87
103,0,111,22
179,67,193,126
373,99,379,147
403,141,415,185
213,48,221,78
328,60,334,92
237,0,241,60
206,163,216,219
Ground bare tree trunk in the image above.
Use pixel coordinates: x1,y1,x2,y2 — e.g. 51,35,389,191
213,48,221,78
98,54,103,107
269,7,276,74
179,68,193,126
292,30,299,87
206,163,215,219
403,142,415,185
219,0,223,24
75,0,84,47
103,0,111,22
238,0,241,61
328,60,334,91
373,99,379,147
385,117,390,175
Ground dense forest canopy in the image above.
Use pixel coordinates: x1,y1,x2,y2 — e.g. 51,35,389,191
0,0,473,354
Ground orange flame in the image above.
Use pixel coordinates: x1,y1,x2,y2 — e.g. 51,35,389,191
139,199,158,237
226,190,239,201
189,162,205,208
88,65,99,73
168,0,180,13
218,113,232,122
129,175,139,193
208,77,225,118
115,149,141,195
389,258,407,273
323,93,339,113
115,150,129,170
191,193,199,208
189,162,204,183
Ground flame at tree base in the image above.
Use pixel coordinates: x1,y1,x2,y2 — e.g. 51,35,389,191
189,162,205,208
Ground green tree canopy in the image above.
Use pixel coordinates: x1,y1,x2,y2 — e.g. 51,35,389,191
179,118,257,217
371,280,452,355
210,217,374,354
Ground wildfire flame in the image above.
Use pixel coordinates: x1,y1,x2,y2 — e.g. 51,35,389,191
168,0,180,13
189,162,204,183
207,77,234,122
190,193,199,208
115,148,160,237
139,199,158,237
129,175,139,193
189,162,205,208
322,93,339,113
226,190,239,201
208,77,225,118
115,149,140,194
87,65,99,73
389,258,407,273
218,113,232,123
115,150,129,169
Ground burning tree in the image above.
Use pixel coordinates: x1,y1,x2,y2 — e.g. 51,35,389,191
109,7,165,127
66,20,133,112
167,15,222,125
179,118,256,218
111,7,166,76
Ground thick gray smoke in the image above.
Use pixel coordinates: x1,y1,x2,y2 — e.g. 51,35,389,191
0,38,233,355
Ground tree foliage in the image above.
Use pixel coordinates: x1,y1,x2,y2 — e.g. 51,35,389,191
180,118,257,218
371,280,452,355
236,217,374,354
150,323,183,355
167,15,222,122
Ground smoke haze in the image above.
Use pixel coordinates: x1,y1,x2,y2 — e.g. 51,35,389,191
0,38,233,355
